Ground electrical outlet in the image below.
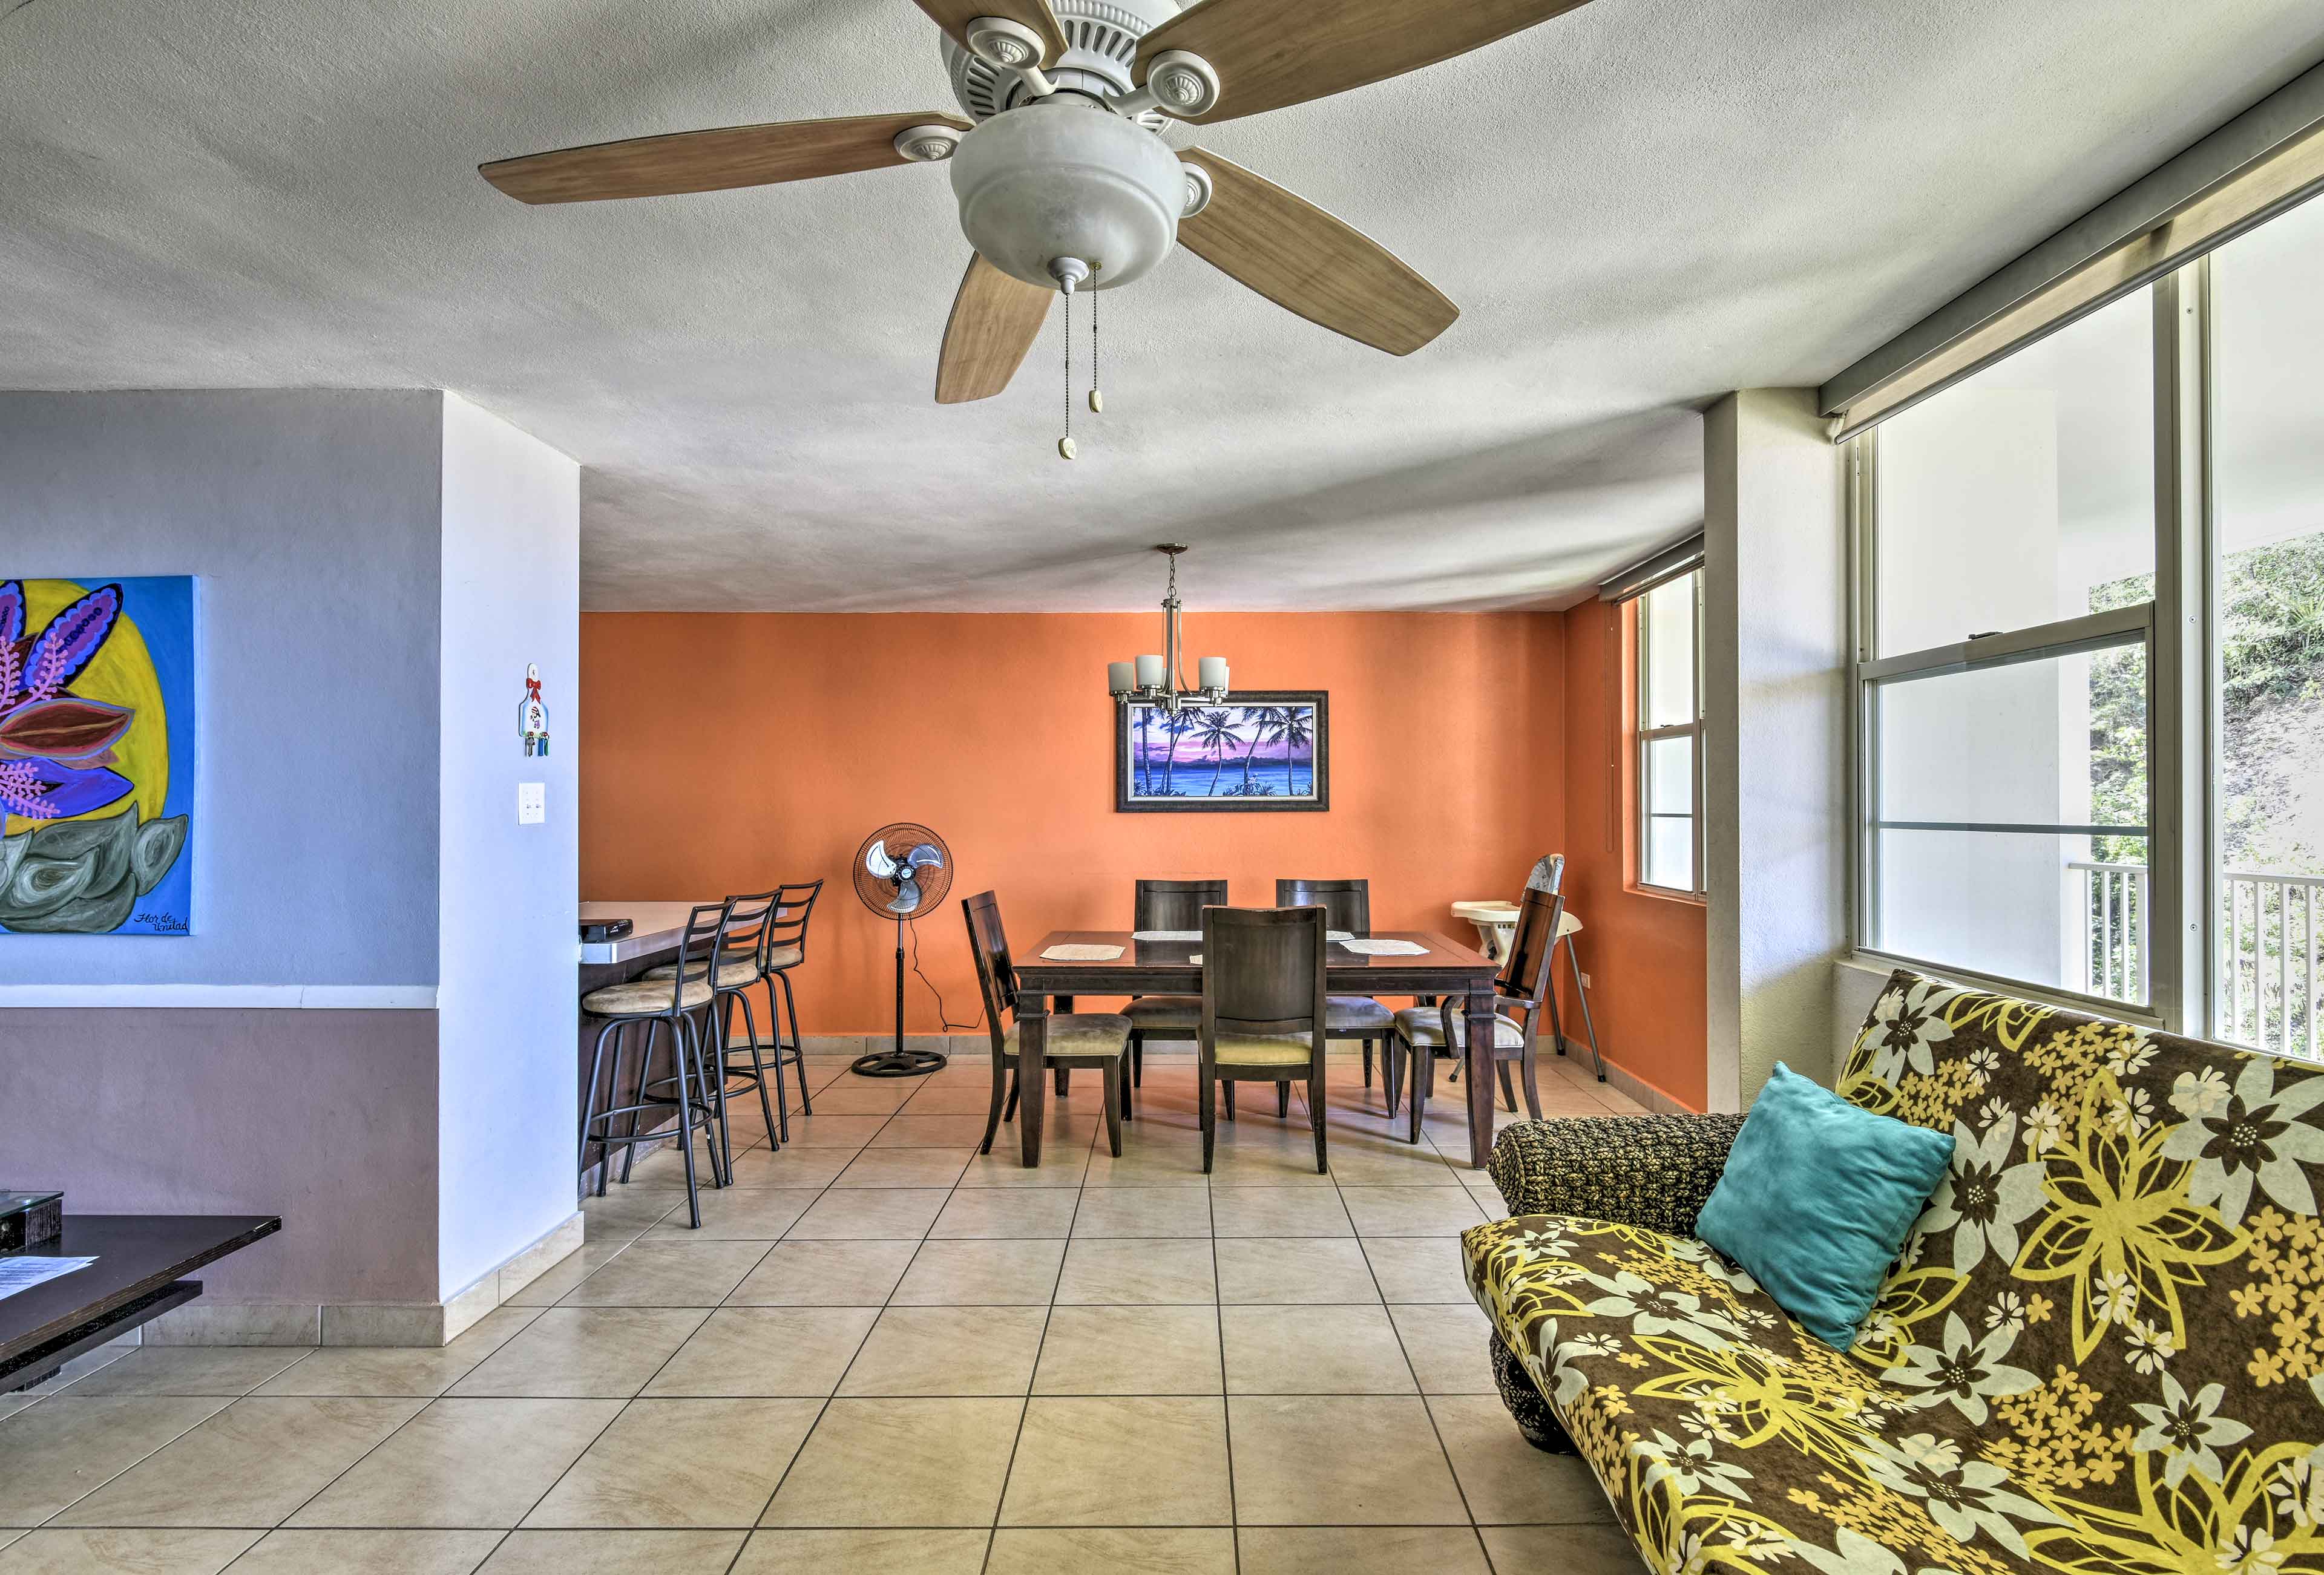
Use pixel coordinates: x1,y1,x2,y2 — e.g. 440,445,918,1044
1578,971,1592,989
517,782,545,824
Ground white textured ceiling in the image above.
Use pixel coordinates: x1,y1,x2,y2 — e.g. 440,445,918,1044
2,0,2319,610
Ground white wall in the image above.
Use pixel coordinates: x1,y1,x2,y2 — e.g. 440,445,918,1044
436,393,580,1302
1704,388,1850,1108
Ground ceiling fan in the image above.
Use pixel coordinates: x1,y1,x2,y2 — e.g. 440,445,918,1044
479,0,1595,414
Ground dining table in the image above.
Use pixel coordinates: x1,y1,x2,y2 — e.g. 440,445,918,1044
1012,928,1505,1168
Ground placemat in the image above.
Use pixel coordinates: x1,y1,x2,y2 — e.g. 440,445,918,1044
1041,943,1124,961
1340,938,1429,955
1131,930,1201,941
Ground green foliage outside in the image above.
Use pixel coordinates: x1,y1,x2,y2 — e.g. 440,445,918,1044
2088,531,2324,874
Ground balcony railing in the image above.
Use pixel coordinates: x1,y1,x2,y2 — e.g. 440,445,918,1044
2222,869,2324,1061
2069,861,2148,1007
2070,861,2324,1060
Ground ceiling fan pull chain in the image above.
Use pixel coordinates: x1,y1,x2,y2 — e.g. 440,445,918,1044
1059,284,1076,460
1089,272,1103,414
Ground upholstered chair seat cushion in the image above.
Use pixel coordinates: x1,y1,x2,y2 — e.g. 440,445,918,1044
1392,1004,1526,1049
640,958,761,989
1325,995,1393,1033
764,943,804,970
1122,994,1203,1027
1212,1033,1319,1067
1000,1013,1132,1059
583,977,712,1015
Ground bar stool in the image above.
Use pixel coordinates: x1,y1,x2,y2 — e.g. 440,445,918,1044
753,880,824,1141
642,888,780,1165
580,902,729,1227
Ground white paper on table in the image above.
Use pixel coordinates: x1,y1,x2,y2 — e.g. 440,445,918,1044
0,1256,96,1301
1187,954,1201,964
1340,938,1428,955
1042,944,1124,961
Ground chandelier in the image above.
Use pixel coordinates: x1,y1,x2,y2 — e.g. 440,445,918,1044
1106,545,1228,715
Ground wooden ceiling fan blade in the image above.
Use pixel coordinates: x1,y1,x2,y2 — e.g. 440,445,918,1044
936,254,1055,403
1175,149,1456,356
909,0,1070,65
480,112,970,204
1136,0,1594,123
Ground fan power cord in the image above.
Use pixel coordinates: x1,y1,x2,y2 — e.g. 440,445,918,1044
908,915,982,1032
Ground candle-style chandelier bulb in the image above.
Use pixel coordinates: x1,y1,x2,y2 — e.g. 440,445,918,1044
1105,546,1232,714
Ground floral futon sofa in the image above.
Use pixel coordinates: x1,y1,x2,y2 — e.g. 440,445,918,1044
1462,966,2324,1574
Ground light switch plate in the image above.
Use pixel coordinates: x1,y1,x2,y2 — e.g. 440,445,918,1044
517,782,545,824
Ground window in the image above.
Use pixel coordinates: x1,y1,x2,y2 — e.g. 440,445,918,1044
1636,569,1704,896
2211,191,2324,1058
1856,289,2158,1009
1850,189,2324,1052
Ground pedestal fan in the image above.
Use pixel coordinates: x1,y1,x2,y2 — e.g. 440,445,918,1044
852,823,954,1078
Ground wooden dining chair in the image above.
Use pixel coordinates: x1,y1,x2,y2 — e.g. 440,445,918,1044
961,890,1131,1160
1200,905,1330,1174
1275,878,1393,1089
1387,882,1564,1144
1124,877,1228,1088
1526,854,1606,1082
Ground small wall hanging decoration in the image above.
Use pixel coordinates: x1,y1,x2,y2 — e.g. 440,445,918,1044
0,576,195,935
519,664,550,757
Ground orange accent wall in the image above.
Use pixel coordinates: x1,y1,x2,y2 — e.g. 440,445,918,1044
1553,598,1710,1110
580,612,1573,1038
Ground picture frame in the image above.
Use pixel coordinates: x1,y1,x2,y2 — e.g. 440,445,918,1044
1115,690,1328,813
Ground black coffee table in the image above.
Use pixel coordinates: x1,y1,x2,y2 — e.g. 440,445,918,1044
0,1215,281,1391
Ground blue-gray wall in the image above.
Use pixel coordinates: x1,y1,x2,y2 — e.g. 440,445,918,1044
0,390,582,1314
0,390,442,986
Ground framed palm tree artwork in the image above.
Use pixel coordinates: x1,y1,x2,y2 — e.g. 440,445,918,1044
1115,691,1328,813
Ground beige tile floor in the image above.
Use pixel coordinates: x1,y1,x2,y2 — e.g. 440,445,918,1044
0,1051,1646,1575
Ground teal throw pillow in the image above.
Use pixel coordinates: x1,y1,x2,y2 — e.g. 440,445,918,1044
1695,1062,1955,1351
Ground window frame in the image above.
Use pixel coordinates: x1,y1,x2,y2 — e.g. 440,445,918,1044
1845,268,2209,1033
1635,568,1707,899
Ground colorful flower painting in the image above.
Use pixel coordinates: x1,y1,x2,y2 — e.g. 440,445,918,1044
0,577,194,935
1115,690,1328,813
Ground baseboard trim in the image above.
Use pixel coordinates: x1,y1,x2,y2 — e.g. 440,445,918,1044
1551,1038,1692,1114
142,1211,583,1349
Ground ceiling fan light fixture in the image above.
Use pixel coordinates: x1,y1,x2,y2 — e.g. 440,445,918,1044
950,102,1183,291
